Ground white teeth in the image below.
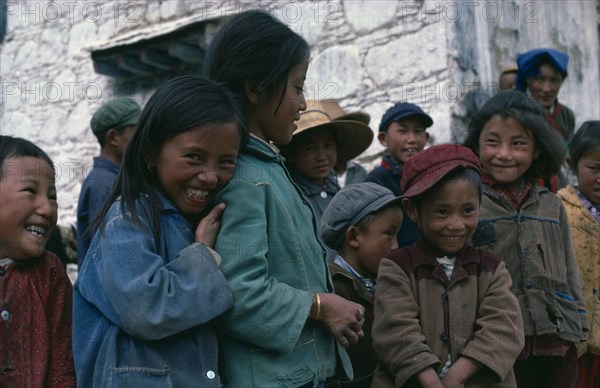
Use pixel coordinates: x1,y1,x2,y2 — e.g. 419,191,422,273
25,225,46,236
185,188,209,200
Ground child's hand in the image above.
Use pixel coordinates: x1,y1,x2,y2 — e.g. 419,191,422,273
195,203,226,249
316,293,365,348
416,367,444,388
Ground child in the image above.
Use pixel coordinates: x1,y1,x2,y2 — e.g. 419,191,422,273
372,144,524,388
282,100,373,226
365,101,433,248
0,135,76,387
464,90,587,388
72,76,247,387
77,98,141,266
319,182,403,387
203,10,365,388
557,121,600,388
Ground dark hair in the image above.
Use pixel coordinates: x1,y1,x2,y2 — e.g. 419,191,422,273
96,75,248,248
464,90,565,178
96,124,134,148
408,167,482,212
203,10,310,113
0,135,54,178
568,120,600,171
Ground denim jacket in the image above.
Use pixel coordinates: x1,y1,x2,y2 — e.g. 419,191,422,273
214,135,352,387
73,192,233,387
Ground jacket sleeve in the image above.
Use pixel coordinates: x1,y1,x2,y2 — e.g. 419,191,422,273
459,260,525,381
372,259,440,387
45,254,76,388
214,180,314,353
559,202,589,335
79,207,233,341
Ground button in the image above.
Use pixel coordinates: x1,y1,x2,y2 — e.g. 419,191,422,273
1,310,9,321
525,282,533,289
320,191,327,199
522,248,530,256
439,332,448,341
206,370,216,379
0,268,5,276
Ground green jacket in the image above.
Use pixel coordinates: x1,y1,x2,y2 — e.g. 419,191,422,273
215,135,352,387
472,183,587,343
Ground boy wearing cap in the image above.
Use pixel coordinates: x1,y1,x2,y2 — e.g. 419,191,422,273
76,98,141,266
320,182,403,388
372,144,524,388
365,102,433,248
282,100,373,228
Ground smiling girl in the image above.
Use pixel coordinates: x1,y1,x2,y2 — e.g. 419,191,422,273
72,76,248,387
203,10,365,388
465,90,587,388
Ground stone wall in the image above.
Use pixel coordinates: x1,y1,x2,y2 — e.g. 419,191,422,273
1,0,599,226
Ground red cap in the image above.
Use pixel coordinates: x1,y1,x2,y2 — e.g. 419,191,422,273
401,144,482,198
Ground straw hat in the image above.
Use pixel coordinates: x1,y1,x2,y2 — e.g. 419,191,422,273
316,100,371,125
286,100,373,162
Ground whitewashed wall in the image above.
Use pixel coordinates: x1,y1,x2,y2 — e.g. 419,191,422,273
1,0,599,226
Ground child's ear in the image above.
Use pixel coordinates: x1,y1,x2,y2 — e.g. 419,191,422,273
533,147,542,160
105,129,119,147
244,81,259,105
377,132,388,147
345,226,360,248
401,198,419,224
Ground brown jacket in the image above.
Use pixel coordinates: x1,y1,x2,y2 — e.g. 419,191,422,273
372,239,524,388
472,184,588,343
558,185,600,354
327,262,376,388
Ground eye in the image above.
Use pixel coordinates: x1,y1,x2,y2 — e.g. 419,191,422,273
22,187,36,194
463,206,476,215
435,209,448,216
218,159,236,167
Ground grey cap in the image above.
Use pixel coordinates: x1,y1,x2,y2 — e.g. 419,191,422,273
320,182,401,250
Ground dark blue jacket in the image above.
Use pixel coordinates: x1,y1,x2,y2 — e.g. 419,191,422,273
364,154,421,248
76,156,119,266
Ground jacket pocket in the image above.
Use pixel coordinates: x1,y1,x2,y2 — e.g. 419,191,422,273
108,366,173,388
548,290,582,341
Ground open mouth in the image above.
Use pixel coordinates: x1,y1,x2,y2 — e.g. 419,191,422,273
185,187,210,201
25,225,47,237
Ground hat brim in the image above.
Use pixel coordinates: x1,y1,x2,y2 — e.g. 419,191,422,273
401,162,476,198
335,112,371,125
287,120,374,162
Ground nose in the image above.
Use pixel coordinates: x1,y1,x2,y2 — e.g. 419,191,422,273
496,143,512,160
197,165,218,187
36,196,55,219
390,239,399,251
298,93,307,112
447,214,465,231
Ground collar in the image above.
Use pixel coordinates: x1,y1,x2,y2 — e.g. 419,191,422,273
93,156,120,173
408,237,479,286
244,133,282,158
332,255,376,295
380,154,403,176
289,168,340,196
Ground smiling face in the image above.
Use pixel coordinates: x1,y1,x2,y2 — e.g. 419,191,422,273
252,60,308,146
527,63,564,109
150,122,241,217
0,157,58,261
576,146,600,205
478,115,541,189
378,116,429,165
288,128,337,186
405,179,479,256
